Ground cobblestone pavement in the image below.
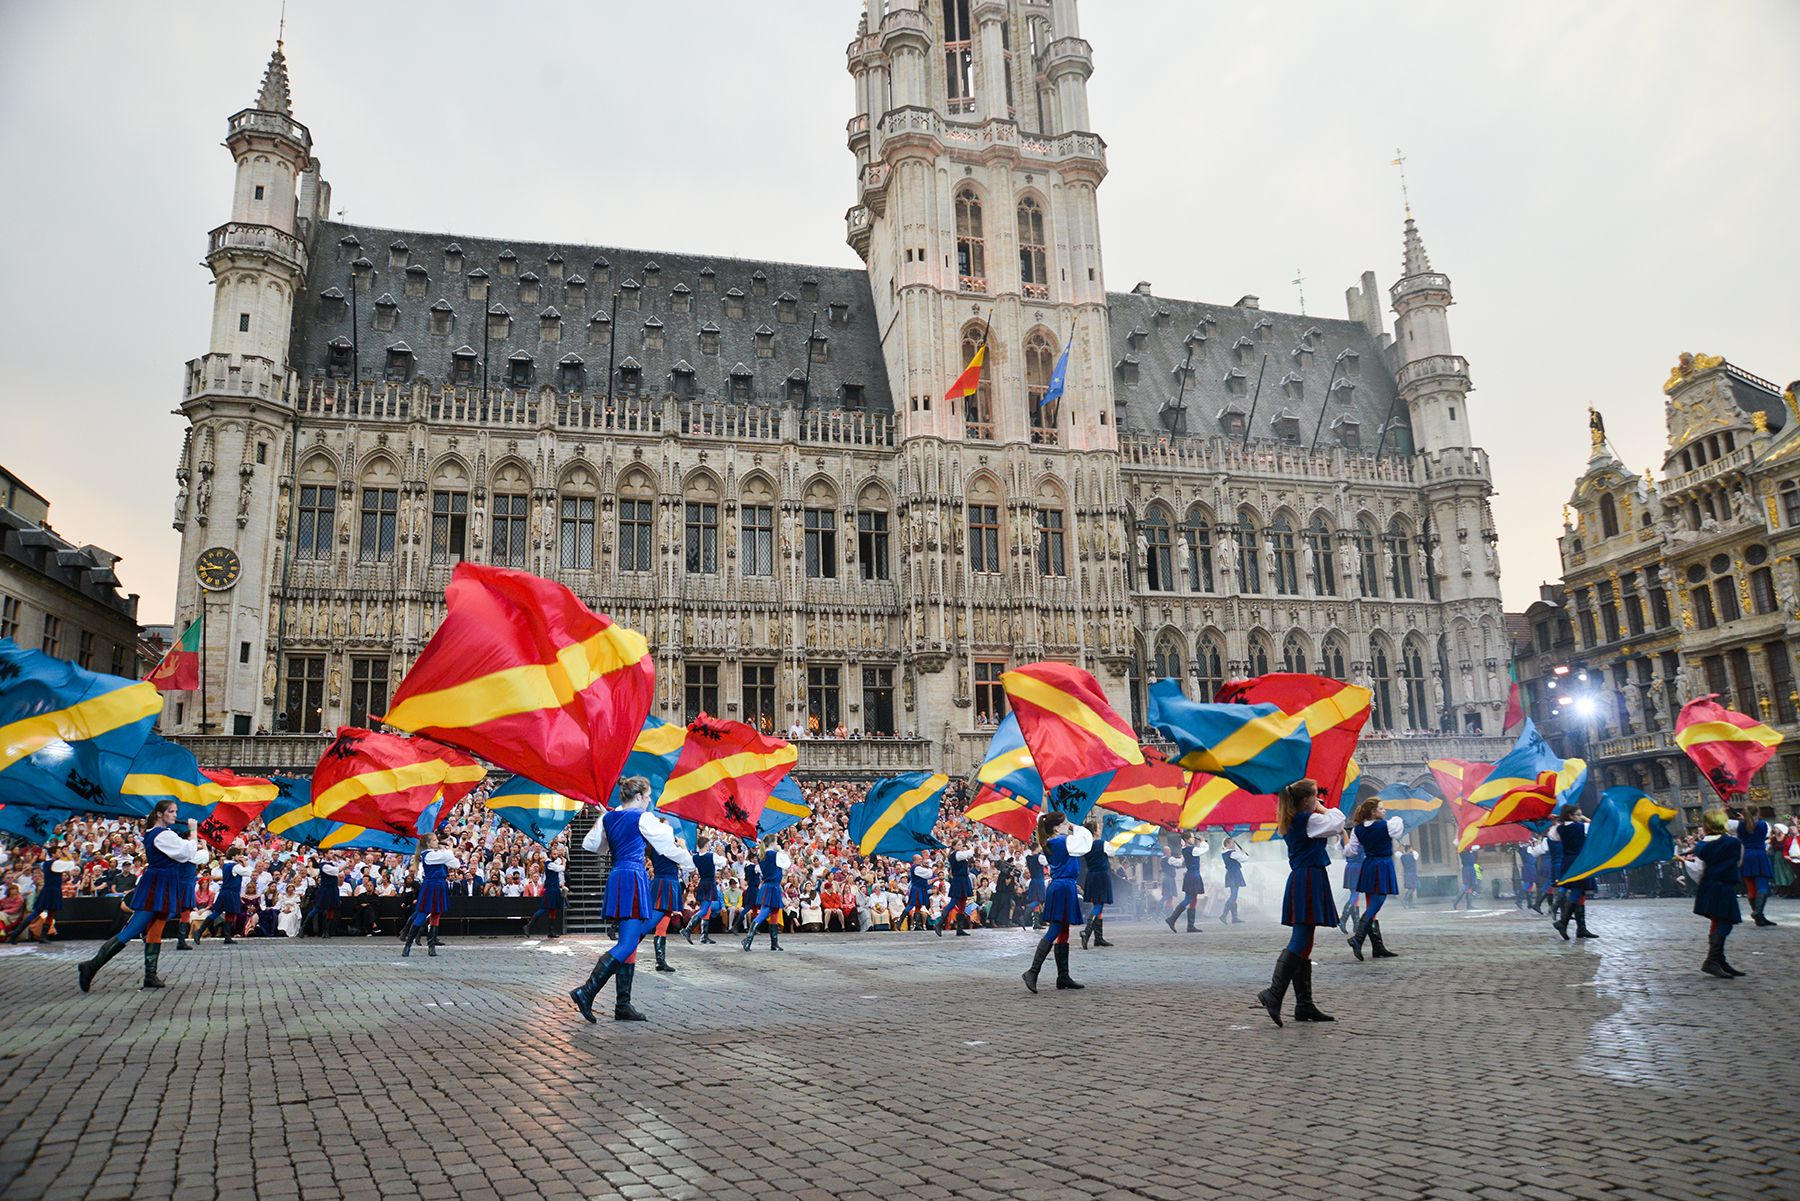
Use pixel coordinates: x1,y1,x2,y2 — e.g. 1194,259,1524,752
1,897,1795,1201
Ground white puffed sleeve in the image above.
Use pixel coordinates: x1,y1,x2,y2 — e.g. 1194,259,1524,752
1386,816,1405,839
1064,826,1095,855
638,812,694,870
774,848,792,871
1305,808,1347,839
423,849,460,868
151,827,201,864
581,817,605,854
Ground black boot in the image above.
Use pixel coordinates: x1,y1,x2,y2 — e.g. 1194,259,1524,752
1080,915,1095,950
1186,908,1199,933
699,915,715,945
77,937,127,993
569,952,620,1023
427,925,440,957
1022,938,1053,993
1054,942,1083,989
1451,893,1463,911
955,912,970,936
1254,950,1298,1027
221,922,235,946
177,931,191,951
1702,929,1729,978
1347,912,1371,961
141,943,165,990
1292,956,1333,1022
1164,907,1180,933
523,912,539,938
1752,893,1777,927
769,925,781,951
1092,917,1113,948
653,936,675,973
1720,936,1746,977
1339,904,1358,932
401,920,419,957
1369,920,1398,959
1553,904,1572,941
613,963,647,1022
1574,905,1598,939
741,927,755,952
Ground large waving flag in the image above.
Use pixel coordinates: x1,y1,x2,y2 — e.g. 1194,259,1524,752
656,715,796,839
1467,719,1586,810
383,563,654,806
1091,751,1189,829
1179,772,1278,830
615,714,689,804
119,734,279,847
1214,673,1370,806
849,772,949,859
759,775,812,838
966,786,1041,842
1452,798,1532,853
0,639,162,817
260,775,418,852
1371,783,1444,835
144,617,202,692
1429,758,1494,805
310,727,487,838
486,775,582,847
1102,812,1162,855
1146,679,1310,795
1676,694,1782,801
1001,662,1144,788
1477,770,1563,828
1557,787,1679,886
975,714,1042,804
0,803,76,844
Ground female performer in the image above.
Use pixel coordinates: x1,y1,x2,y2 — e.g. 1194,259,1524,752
1254,779,1341,1027
740,854,761,934
1161,841,1181,928
1079,820,1115,949
1732,808,1778,927
7,850,76,944
1400,843,1421,909
523,851,565,938
901,853,933,933
649,833,687,973
1338,829,1364,932
741,833,791,952
1550,804,1597,940
77,802,203,992
935,838,976,937
1021,811,1090,994
200,850,245,946
400,835,460,958
1345,797,1403,961
682,834,725,944
569,777,692,1022
1451,845,1479,910
1165,834,1204,933
1688,809,1745,978
1024,848,1048,929
1219,837,1247,924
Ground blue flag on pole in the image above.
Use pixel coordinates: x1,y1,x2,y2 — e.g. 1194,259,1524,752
0,638,162,817
1145,678,1311,796
1557,786,1678,885
1370,783,1444,834
486,775,584,848
0,803,77,844
1041,339,1072,407
759,775,811,838
1101,811,1161,856
849,772,949,859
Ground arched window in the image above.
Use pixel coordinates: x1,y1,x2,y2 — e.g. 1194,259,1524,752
1748,544,1777,615
558,466,598,572
1269,515,1299,595
1306,515,1336,596
1710,552,1741,624
1153,633,1182,681
1142,509,1174,592
1321,635,1348,682
955,188,985,290
1369,640,1394,731
943,0,974,112
1025,329,1058,445
1238,510,1263,593
961,324,993,439
1402,640,1429,730
616,468,655,574
1183,507,1214,593
1356,518,1381,597
1018,197,1048,299
1249,633,1273,678
1195,635,1225,699
1385,519,1415,599
1282,632,1308,673
1599,493,1620,539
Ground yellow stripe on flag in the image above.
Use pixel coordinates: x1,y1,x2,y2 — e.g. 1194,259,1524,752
1001,670,1144,766
636,722,689,757
382,626,650,732
1107,821,1158,852
1179,775,1240,827
492,791,583,814
857,773,947,856
266,803,314,837
1195,709,1307,772
766,793,811,819
312,761,488,820
977,745,1034,785
660,745,799,808
1558,796,1677,885
966,794,1025,823
121,773,211,807
0,682,161,774
1675,719,1782,750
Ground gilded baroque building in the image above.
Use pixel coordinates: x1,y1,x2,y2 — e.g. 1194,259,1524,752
1543,354,1800,826
169,0,1512,837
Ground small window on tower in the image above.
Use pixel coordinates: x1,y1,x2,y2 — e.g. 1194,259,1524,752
256,443,268,464
239,313,250,332
253,185,265,200
1449,407,1457,421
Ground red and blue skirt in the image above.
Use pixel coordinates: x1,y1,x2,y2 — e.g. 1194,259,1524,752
650,876,683,914
414,877,450,916
1282,865,1339,928
604,866,652,920
1357,858,1399,896
1042,877,1083,927
129,865,188,919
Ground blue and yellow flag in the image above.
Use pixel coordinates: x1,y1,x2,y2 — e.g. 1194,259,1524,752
261,774,418,852
1468,719,1585,809
616,714,689,806
486,775,583,848
759,775,811,838
849,772,948,860
1369,783,1443,834
1557,787,1677,886
975,714,1043,805
1102,812,1161,856
0,802,76,844
1147,678,1311,795
0,638,162,817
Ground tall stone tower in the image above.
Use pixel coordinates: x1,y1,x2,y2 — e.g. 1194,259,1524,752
169,44,321,734
844,0,1135,735
1390,213,1507,728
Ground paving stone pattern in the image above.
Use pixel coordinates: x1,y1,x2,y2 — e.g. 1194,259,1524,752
1,898,1795,1201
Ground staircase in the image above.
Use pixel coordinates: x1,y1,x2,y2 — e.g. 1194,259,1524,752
564,807,609,934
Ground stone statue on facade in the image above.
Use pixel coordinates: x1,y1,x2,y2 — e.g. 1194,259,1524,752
1339,542,1359,595
1216,529,1238,581
174,475,190,526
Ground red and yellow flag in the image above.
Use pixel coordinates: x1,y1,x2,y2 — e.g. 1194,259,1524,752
965,785,1041,842
655,714,796,839
1477,769,1562,828
1179,772,1278,830
1675,694,1783,801
310,727,487,838
1001,662,1144,789
195,768,279,849
944,343,986,400
1428,757,1494,804
1453,797,1532,853
145,618,202,692
383,563,653,806
1090,752,1189,829
1214,673,1371,806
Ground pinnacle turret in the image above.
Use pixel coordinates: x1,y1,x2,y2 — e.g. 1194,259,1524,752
1401,215,1432,278
255,42,293,116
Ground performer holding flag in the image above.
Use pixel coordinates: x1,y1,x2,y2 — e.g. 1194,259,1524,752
1021,811,1089,994
1731,807,1778,927
524,850,565,938
1345,796,1403,961
1688,809,1746,978
1550,804,1597,940
742,833,790,952
1255,779,1341,1027
901,854,933,933
1164,833,1204,933
1079,818,1116,949
78,801,203,993
682,833,725,945
401,834,460,959
934,837,976,937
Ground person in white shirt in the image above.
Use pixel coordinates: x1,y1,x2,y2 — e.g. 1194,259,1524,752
1345,798,1406,961
78,801,203,993
742,834,793,952
1254,779,1344,1027
7,853,78,944
402,834,463,959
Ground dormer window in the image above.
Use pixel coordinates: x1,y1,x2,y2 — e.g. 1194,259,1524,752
388,240,409,269
642,262,660,288
507,350,533,387
385,342,414,381
700,322,720,356
841,382,865,408
350,256,374,280
1232,335,1255,364
617,356,642,395
429,299,454,336
487,304,511,340
519,272,541,305
1224,367,1248,396
1271,411,1301,444
1115,356,1140,385
725,288,745,319
809,332,828,365
699,266,716,293
318,286,346,319
671,283,692,313
1158,401,1189,436
728,363,753,401
540,306,562,342
642,316,663,352
497,249,517,277
787,370,809,403
444,244,464,274
466,268,489,301
593,257,611,287
754,325,775,359
1171,358,1196,384
1336,347,1361,379
777,292,798,324
327,336,353,379
372,293,398,332
557,353,584,392
828,301,849,326
404,264,429,300
1126,327,1148,351
588,311,611,343
669,359,697,400
750,270,768,297
1184,326,1208,348
1331,377,1357,401
546,252,564,283
1219,405,1247,439
451,345,478,384
1252,316,1273,342
1332,416,1361,450
620,279,640,311
1281,371,1304,401
800,278,819,303
1291,343,1314,368
338,234,361,249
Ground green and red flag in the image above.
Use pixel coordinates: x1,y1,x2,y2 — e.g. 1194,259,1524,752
1503,659,1525,734
145,618,202,692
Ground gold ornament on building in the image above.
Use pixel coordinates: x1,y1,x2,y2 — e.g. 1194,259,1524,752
1588,407,1606,453
1753,409,1769,434
1786,388,1799,421
1663,351,1725,394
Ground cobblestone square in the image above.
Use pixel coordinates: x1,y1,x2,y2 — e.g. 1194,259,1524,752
1,898,1794,1201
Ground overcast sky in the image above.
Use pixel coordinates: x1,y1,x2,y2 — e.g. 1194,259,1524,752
2,1,1795,624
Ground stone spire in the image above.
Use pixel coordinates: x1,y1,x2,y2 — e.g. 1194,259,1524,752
255,42,293,116
1401,215,1432,278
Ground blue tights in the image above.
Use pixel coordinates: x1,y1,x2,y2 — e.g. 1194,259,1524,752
117,910,153,943
1037,920,1072,949
606,916,656,962
1284,925,1316,956
750,905,781,932
1362,892,1387,920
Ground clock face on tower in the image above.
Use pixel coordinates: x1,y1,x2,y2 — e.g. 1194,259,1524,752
194,546,242,592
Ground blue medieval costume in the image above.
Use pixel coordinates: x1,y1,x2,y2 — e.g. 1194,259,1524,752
935,848,976,936
1693,833,1745,977
526,858,565,938
78,825,201,993
1219,846,1247,924
570,806,691,1022
742,845,790,951
1735,818,1777,926
1551,816,1597,940
682,849,723,944
1022,825,1091,994
1346,816,1403,961
1255,804,1345,1027
402,849,461,958
1165,841,1205,932
1080,839,1115,949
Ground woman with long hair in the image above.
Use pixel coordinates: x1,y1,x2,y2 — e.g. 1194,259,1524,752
1732,806,1778,927
77,801,203,992
741,832,791,952
1550,803,1597,940
523,850,565,938
1079,818,1116,949
1164,833,1204,933
1345,797,1403,961
1687,809,1745,978
400,833,460,958
1254,779,1342,1027
1021,810,1090,994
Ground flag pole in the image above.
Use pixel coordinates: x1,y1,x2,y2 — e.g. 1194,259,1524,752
199,593,210,734
1240,354,1270,449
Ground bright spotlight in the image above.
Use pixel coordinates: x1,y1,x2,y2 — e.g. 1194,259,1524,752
1574,696,1599,718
